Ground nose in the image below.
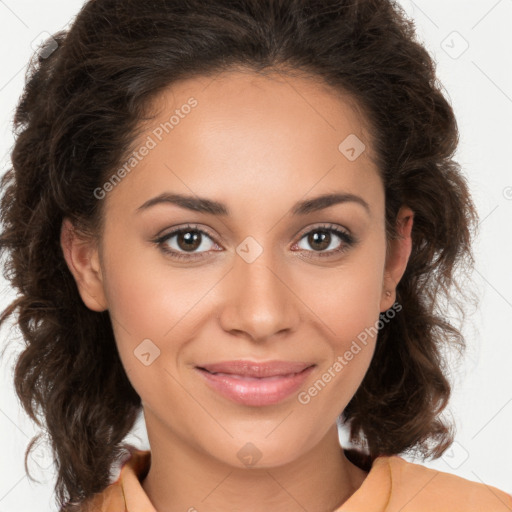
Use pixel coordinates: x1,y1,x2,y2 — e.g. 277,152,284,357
217,246,301,343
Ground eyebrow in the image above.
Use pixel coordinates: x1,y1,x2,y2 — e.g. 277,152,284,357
136,192,370,216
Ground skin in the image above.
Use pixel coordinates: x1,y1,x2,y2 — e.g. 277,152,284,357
61,69,414,512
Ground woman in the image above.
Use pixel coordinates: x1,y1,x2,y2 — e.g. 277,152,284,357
1,0,510,511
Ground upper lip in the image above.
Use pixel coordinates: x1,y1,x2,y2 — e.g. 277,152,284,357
196,360,315,378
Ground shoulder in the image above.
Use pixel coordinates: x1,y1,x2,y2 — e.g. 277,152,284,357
375,455,512,511
78,449,152,512
81,483,125,512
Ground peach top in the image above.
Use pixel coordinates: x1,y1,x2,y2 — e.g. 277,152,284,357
82,448,512,511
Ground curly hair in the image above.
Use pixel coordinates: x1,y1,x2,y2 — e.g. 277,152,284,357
0,0,478,510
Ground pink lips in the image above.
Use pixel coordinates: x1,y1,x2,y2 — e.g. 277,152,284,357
195,360,315,406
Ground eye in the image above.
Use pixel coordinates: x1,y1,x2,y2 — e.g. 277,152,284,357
293,224,356,258
154,224,219,261
153,223,357,262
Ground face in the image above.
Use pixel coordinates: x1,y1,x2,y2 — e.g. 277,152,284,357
62,69,412,468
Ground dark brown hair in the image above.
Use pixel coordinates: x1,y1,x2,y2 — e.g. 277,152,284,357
0,0,478,510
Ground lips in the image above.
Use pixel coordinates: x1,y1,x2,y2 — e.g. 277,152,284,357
196,360,314,378
195,360,316,406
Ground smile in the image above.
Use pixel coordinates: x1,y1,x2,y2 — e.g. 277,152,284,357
195,361,315,406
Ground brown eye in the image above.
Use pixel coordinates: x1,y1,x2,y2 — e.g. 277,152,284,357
155,225,219,261
306,230,332,251
294,224,356,258
175,230,203,252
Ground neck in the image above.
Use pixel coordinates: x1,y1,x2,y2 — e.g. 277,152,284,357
141,413,368,512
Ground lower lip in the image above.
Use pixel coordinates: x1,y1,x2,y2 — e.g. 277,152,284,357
196,366,315,406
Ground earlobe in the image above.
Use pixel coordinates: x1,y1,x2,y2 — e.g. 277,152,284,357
380,206,414,312
60,217,108,312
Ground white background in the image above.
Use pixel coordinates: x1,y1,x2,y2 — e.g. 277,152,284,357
0,1,511,510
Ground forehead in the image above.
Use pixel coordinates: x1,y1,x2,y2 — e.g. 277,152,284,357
105,69,383,219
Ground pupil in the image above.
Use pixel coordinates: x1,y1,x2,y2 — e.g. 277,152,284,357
175,230,332,253
309,230,330,251
179,231,201,251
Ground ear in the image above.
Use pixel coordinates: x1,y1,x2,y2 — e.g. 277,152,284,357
380,206,414,312
60,217,108,312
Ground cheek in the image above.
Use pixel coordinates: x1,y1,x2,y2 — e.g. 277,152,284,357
101,242,224,392
298,242,385,397
102,260,194,407
99,243,181,369
302,245,385,345
102,237,211,337
296,268,382,420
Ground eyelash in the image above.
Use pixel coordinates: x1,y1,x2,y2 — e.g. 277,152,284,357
153,223,357,262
